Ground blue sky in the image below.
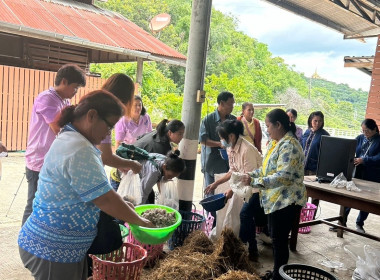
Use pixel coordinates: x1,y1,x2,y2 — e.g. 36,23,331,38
213,0,377,91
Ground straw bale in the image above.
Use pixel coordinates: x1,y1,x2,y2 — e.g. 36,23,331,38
182,230,214,255
211,228,254,273
148,251,221,280
215,270,261,280
145,228,258,280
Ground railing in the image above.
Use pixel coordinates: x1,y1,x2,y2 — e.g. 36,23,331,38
259,122,359,140
298,125,359,139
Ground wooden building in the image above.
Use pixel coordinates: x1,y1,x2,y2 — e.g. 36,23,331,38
0,0,186,151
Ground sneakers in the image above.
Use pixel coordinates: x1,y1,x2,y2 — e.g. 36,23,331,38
257,232,272,245
260,270,273,280
356,224,365,233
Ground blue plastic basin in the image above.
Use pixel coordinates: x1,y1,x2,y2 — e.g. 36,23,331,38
200,193,226,212
218,148,228,160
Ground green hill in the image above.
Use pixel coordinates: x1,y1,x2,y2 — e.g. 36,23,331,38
93,0,368,130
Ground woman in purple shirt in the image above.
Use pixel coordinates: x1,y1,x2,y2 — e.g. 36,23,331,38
115,95,152,147
98,74,142,174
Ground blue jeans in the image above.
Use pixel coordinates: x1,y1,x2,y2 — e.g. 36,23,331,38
22,167,39,226
344,207,369,227
239,193,261,253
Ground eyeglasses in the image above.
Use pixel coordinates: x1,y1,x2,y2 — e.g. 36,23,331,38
99,116,114,132
362,129,372,133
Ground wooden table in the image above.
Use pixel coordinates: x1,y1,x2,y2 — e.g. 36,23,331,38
289,176,380,251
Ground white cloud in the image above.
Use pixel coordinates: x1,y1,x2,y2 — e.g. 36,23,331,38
213,0,376,91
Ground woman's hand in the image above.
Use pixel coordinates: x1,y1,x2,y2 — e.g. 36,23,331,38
140,217,155,228
219,141,225,149
224,189,233,200
118,160,142,174
354,157,364,166
119,167,131,173
241,174,252,186
128,160,142,174
204,182,218,195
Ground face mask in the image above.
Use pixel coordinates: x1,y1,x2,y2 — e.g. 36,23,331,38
221,139,231,148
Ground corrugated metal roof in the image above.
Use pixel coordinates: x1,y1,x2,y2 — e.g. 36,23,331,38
262,0,380,39
0,0,186,62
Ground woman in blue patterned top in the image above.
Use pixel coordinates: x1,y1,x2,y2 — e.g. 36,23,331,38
241,108,307,280
18,90,154,280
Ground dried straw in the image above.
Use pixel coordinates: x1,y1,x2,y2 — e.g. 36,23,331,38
211,228,254,274
145,228,259,280
214,270,261,280
182,230,214,255
148,251,220,279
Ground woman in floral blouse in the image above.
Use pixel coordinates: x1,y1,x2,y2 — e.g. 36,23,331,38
242,108,306,280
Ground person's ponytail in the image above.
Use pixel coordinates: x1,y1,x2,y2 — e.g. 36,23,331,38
57,105,76,128
156,119,169,138
165,150,185,173
289,122,297,138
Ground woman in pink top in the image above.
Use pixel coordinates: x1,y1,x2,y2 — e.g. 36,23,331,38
115,95,152,147
204,119,266,262
98,74,142,174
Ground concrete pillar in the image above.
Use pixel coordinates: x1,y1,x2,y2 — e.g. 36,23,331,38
178,0,212,211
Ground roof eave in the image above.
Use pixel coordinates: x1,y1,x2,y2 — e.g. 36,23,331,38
262,0,380,39
0,21,186,67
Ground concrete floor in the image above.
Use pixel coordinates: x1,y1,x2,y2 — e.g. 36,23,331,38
1,153,379,280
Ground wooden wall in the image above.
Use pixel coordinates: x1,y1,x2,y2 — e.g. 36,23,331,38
0,65,105,151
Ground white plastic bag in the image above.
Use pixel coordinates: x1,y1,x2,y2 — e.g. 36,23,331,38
346,181,361,192
344,245,380,280
210,173,244,241
330,172,347,188
157,178,179,210
229,172,256,202
117,170,142,206
330,172,362,192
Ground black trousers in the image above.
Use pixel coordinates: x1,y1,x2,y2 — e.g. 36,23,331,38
268,204,302,280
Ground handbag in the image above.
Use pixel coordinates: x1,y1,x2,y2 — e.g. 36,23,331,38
87,211,123,254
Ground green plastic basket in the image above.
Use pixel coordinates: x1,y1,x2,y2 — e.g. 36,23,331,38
119,224,129,239
129,204,182,245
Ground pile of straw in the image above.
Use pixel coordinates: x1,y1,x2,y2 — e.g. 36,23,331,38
182,230,214,255
146,229,259,280
214,270,261,280
212,228,253,273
